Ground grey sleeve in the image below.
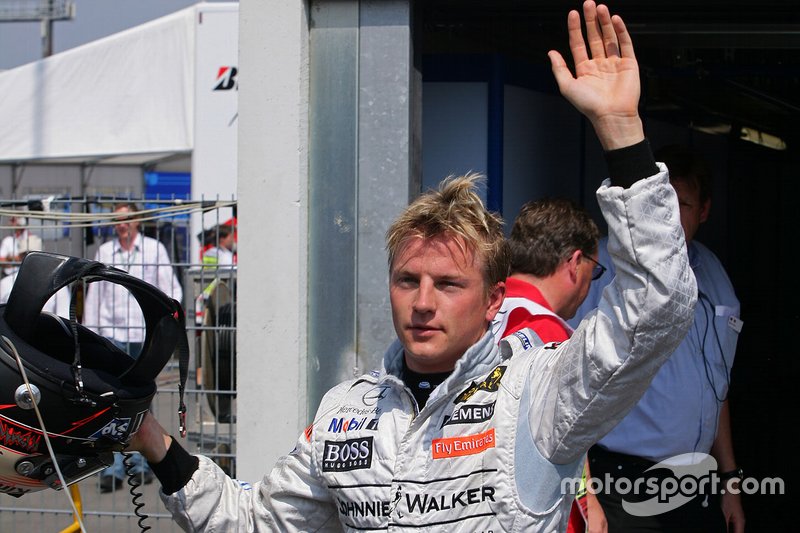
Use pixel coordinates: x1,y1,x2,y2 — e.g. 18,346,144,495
161,390,349,532
161,446,339,532
526,167,697,464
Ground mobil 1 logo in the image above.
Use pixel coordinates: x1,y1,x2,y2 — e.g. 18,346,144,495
323,436,374,472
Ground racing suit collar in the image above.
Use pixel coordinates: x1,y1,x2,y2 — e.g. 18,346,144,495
382,330,505,406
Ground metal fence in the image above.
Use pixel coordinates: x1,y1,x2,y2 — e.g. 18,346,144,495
0,196,237,532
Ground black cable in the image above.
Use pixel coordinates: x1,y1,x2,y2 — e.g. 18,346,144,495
0,195,235,208
68,291,83,394
122,450,151,533
67,289,96,407
697,290,730,403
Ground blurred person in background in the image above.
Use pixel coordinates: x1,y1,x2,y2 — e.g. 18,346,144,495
0,215,40,276
202,223,236,267
83,201,182,493
0,238,71,315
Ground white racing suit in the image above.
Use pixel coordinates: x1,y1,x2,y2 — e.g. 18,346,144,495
162,166,697,532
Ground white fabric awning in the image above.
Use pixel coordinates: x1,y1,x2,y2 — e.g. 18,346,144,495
0,5,197,166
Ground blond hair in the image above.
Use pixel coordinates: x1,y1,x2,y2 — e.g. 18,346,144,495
386,173,509,289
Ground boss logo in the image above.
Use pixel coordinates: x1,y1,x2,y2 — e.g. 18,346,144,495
322,437,374,472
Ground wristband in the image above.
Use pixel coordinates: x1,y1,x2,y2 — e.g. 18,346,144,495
150,437,200,494
718,467,744,481
603,139,658,188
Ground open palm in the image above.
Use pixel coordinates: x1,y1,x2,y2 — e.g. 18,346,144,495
549,2,643,150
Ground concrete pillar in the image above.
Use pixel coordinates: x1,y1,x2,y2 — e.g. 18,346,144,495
237,0,418,479
307,0,419,416
237,0,310,478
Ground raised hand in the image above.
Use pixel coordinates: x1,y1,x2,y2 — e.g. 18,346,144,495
548,1,644,150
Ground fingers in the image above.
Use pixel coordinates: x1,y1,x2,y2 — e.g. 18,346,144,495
547,50,566,70
583,1,605,60
597,4,620,58
567,9,588,65
547,50,573,93
613,15,636,60
577,1,632,60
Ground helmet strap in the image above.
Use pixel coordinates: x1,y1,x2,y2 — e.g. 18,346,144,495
174,305,189,438
67,294,89,403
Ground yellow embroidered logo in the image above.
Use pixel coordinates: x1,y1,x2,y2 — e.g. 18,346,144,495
454,366,506,403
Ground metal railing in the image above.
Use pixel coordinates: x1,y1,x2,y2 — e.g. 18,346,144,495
0,195,237,532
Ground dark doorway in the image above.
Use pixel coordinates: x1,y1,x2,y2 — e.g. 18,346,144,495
420,1,797,528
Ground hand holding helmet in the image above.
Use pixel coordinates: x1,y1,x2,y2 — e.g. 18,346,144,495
0,251,187,496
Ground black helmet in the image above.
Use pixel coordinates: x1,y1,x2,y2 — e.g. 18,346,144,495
0,252,185,497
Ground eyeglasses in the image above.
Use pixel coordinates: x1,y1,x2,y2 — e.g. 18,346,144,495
584,254,607,281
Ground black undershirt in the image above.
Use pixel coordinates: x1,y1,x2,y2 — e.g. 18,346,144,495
401,357,451,409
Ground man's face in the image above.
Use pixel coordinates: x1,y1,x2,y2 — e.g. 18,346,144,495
113,206,138,242
390,234,504,374
10,217,24,235
220,232,235,251
672,179,710,244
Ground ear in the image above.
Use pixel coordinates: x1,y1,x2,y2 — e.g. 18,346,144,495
485,281,506,322
699,198,711,224
566,249,582,282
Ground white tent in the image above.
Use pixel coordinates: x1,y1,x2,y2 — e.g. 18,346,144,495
0,2,237,199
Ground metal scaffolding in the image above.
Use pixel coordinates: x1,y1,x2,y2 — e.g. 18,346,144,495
0,0,76,57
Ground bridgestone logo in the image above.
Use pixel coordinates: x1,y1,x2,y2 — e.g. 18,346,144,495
323,437,374,472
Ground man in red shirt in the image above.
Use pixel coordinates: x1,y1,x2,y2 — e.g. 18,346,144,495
492,198,603,344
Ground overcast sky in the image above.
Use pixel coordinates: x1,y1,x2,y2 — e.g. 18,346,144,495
0,0,231,70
